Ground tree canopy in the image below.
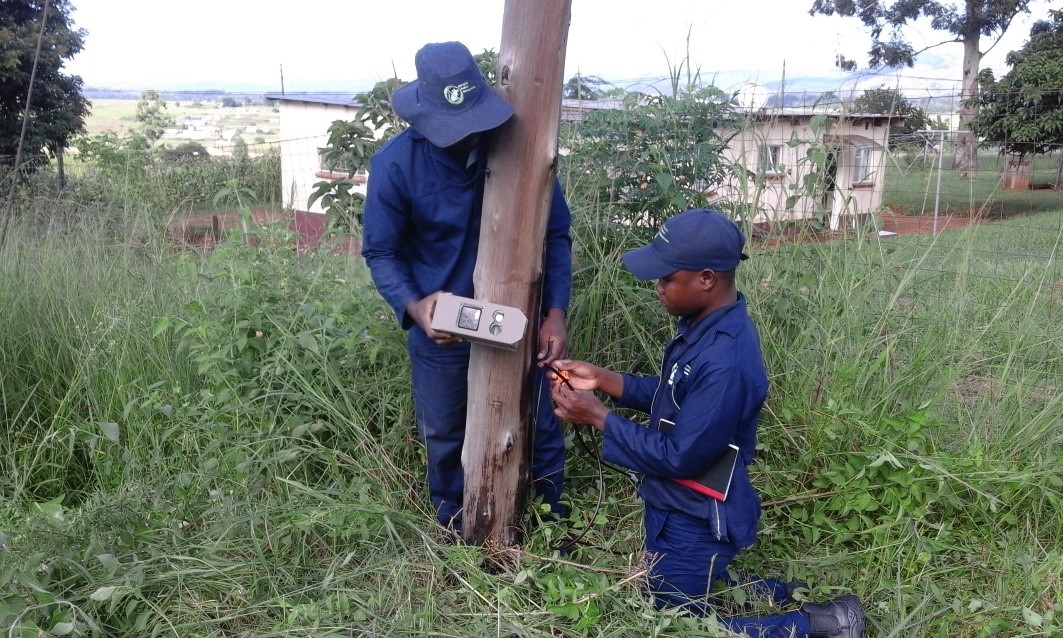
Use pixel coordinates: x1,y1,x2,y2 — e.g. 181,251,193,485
135,90,175,145
562,74,609,100
0,0,89,173
809,0,1033,171
852,86,944,143
974,9,1063,164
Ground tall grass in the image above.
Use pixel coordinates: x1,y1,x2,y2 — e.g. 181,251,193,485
1,157,1061,636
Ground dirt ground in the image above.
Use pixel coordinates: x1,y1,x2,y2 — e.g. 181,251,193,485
876,212,986,235
167,209,360,253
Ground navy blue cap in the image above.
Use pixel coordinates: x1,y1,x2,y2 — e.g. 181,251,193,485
622,209,749,280
391,41,514,148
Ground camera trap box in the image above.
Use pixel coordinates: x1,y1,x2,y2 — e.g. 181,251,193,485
430,294,527,350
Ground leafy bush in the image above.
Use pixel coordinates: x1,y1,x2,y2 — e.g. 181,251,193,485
159,141,210,163
560,88,741,235
158,221,405,424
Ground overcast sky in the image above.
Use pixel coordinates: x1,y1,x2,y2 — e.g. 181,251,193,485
64,0,1053,97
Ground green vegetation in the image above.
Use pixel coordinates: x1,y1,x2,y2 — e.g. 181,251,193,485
561,88,740,233
0,0,88,176
974,8,1063,185
1,99,1061,637
882,151,1062,218
81,98,280,152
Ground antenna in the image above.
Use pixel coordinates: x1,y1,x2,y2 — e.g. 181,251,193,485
279,64,285,95
777,60,786,112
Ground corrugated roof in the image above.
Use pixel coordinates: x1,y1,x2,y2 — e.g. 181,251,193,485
264,92,362,108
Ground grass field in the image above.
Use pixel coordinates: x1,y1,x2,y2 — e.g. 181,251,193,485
882,150,1063,218
1,115,1061,637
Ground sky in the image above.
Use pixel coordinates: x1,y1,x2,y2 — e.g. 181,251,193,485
64,0,1055,99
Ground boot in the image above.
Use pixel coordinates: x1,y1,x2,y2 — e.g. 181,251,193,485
803,594,865,638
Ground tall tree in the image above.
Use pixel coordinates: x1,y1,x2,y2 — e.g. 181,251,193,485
974,9,1063,186
852,86,942,143
809,0,1033,172
134,90,175,145
0,0,89,176
562,73,608,100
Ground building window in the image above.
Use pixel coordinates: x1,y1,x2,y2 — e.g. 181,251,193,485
760,144,783,175
318,149,363,176
852,147,874,184
317,149,367,181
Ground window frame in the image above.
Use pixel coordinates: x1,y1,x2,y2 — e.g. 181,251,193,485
851,146,875,185
759,144,784,176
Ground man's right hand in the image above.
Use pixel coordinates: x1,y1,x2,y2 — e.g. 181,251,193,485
547,359,625,400
407,292,462,346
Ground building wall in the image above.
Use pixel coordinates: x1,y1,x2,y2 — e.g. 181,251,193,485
718,115,890,229
276,101,365,215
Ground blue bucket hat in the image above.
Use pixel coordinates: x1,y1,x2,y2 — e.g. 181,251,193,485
622,209,750,280
391,41,515,148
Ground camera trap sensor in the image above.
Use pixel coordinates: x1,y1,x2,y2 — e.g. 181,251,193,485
430,294,527,350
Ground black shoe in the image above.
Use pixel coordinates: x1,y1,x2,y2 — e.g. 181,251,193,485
804,594,865,638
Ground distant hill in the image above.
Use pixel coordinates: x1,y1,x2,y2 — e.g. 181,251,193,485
82,88,272,102
84,68,963,113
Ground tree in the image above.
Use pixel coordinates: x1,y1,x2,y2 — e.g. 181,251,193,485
852,86,941,144
974,9,1063,186
231,135,248,161
352,77,407,136
307,78,407,232
473,49,499,86
563,73,608,100
809,0,1033,172
135,90,174,145
0,0,89,178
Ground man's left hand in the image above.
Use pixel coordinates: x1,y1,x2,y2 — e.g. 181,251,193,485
537,308,568,365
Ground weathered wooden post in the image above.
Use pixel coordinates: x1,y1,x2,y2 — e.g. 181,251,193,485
463,0,572,546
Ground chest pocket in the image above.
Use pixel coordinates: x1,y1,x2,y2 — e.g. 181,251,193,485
666,360,694,410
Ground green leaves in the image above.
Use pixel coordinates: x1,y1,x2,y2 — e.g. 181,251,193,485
975,23,1063,161
560,87,740,233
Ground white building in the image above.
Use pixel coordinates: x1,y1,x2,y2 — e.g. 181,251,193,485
718,108,901,229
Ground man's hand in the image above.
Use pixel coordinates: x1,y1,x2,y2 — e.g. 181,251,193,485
545,359,625,399
406,292,462,347
550,382,609,432
537,308,568,365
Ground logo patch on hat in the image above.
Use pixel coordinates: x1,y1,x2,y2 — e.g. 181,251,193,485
443,82,475,106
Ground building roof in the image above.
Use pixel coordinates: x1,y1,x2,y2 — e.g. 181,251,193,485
747,108,905,126
264,92,362,108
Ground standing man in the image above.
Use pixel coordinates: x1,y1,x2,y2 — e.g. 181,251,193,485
549,209,865,638
361,41,571,533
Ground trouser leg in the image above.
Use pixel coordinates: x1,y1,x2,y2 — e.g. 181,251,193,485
408,331,568,527
408,331,469,529
530,367,567,517
644,506,812,637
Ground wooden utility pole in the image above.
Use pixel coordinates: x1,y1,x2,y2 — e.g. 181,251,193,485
463,0,572,546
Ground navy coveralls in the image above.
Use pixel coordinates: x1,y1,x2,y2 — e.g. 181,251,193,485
361,128,572,529
604,295,812,636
